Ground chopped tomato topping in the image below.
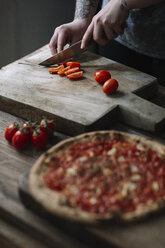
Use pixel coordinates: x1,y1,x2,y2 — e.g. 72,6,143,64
44,137,165,215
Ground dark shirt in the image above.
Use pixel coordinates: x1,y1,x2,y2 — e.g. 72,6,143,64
102,0,165,59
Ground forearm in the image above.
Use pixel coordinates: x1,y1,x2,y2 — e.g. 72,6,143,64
74,0,100,20
125,0,165,9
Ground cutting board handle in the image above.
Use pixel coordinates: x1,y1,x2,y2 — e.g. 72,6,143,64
119,93,165,131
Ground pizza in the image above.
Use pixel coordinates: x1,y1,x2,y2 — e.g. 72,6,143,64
29,130,165,223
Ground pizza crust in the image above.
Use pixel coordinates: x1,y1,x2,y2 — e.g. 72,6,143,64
29,130,165,224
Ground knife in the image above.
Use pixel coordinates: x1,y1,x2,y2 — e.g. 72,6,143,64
39,40,86,66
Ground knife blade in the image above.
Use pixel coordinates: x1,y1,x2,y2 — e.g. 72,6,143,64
39,40,86,66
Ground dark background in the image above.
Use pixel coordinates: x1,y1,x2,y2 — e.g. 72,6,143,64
1,0,164,85
0,0,75,67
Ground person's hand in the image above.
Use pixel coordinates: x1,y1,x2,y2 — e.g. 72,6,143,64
81,0,129,49
49,19,90,54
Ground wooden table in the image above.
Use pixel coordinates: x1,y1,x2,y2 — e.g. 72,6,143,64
0,87,165,248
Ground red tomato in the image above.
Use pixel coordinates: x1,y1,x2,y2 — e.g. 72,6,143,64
57,66,71,76
5,123,19,142
102,78,119,95
31,129,48,149
12,130,30,150
49,65,64,74
67,71,83,80
65,67,80,76
95,70,111,84
58,59,73,67
66,62,80,68
22,123,32,134
40,119,55,136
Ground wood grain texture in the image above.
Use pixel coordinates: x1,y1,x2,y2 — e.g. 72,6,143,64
0,112,90,248
0,218,46,248
0,111,94,248
0,45,165,134
1,100,165,248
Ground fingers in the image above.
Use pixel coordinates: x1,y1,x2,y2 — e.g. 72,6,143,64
49,25,70,55
81,22,94,49
92,22,108,45
113,23,125,36
49,32,58,55
57,30,68,53
103,21,118,41
81,18,120,48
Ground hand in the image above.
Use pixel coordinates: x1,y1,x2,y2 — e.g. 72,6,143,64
81,0,129,49
49,19,90,54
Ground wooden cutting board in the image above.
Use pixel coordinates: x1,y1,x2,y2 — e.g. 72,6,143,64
0,45,165,135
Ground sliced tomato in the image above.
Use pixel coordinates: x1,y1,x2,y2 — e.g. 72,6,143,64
65,67,80,76
66,62,80,69
58,59,73,67
95,70,111,84
102,78,119,95
57,66,71,76
67,71,83,80
49,65,64,74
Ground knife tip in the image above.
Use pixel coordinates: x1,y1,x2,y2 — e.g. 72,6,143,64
39,62,49,67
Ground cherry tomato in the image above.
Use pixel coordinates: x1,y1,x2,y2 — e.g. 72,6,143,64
5,123,19,142
67,71,83,80
65,67,80,76
95,70,111,84
49,65,64,74
22,123,32,134
58,59,73,67
40,119,55,136
66,62,80,68
31,129,48,149
57,66,71,76
12,130,30,150
102,78,119,95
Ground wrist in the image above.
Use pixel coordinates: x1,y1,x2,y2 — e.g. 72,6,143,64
73,17,92,26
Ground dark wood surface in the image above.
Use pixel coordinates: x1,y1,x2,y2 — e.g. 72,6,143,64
0,111,92,248
0,87,165,248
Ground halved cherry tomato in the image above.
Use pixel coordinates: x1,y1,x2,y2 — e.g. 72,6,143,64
65,67,80,76
5,123,19,142
49,65,64,74
67,71,83,80
40,119,55,136
57,66,71,76
66,62,80,69
95,70,111,84
12,130,30,150
58,59,73,67
102,78,119,95
31,129,48,149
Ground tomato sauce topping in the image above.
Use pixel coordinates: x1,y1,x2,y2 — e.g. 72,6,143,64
44,138,165,214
